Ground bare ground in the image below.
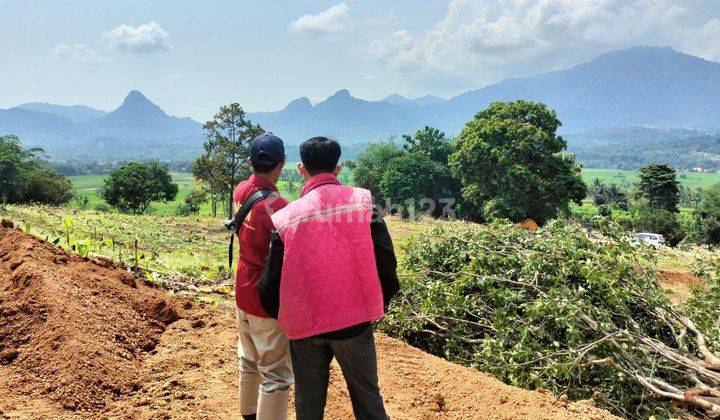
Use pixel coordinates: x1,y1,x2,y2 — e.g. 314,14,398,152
0,225,614,419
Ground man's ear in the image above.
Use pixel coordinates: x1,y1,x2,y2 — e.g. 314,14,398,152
332,165,342,177
297,162,310,180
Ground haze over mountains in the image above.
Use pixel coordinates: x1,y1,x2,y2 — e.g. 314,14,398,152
0,90,202,161
1,46,719,162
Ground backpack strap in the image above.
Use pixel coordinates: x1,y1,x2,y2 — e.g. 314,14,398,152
228,189,274,273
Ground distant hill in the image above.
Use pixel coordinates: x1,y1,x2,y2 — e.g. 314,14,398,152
83,91,200,138
15,102,107,122
0,91,202,161
249,46,720,144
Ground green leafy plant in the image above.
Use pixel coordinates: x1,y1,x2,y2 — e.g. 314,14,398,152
381,221,720,418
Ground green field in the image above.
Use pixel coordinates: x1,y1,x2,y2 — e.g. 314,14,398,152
582,168,720,189
70,172,304,216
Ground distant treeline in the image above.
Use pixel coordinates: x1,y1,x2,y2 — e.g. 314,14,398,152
48,160,195,176
567,131,720,171
46,142,371,175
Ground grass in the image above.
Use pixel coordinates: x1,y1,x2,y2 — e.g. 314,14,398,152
2,203,431,282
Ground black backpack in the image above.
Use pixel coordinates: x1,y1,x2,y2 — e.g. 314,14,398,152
227,189,274,273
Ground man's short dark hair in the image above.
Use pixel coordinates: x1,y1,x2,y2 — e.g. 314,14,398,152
300,137,341,175
252,158,282,174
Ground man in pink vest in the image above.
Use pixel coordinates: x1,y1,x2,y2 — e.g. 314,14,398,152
259,136,400,419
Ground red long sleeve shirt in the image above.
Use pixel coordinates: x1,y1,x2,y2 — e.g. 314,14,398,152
233,174,288,317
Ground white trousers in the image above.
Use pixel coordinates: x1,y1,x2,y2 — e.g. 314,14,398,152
237,309,293,419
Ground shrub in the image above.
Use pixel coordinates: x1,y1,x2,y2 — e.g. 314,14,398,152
381,221,720,418
176,189,207,216
596,204,612,217
94,204,110,213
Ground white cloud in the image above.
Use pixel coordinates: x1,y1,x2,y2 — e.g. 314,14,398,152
103,21,171,53
371,0,720,86
371,30,423,72
160,73,183,85
52,43,109,63
683,18,720,61
290,3,349,35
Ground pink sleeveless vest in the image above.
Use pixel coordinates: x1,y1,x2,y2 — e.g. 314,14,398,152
270,174,384,339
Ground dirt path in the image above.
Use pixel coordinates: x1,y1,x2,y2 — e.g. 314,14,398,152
0,225,614,419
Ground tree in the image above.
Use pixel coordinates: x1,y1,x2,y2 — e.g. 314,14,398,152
449,101,587,224
193,103,264,217
352,140,403,204
0,135,74,206
0,135,42,202
24,168,74,205
101,161,178,214
688,184,720,245
590,179,629,210
402,126,453,164
635,163,680,212
379,153,454,218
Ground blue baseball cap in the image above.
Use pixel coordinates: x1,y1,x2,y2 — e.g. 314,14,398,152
250,133,286,166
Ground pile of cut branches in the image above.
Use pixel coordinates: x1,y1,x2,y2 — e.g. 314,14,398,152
381,220,720,418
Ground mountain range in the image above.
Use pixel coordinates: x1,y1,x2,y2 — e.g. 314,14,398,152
249,46,720,145
0,90,202,161
2,46,720,162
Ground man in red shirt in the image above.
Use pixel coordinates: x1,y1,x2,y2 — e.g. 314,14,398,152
232,134,292,420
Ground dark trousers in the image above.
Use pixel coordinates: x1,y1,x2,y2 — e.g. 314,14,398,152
289,327,387,420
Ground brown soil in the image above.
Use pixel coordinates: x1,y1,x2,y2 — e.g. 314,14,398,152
658,269,704,303
0,226,615,419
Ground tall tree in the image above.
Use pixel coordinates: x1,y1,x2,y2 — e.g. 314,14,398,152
635,163,680,213
590,179,629,210
101,161,178,214
351,140,403,205
193,103,264,217
450,101,587,224
379,152,454,218
689,184,720,245
402,126,453,164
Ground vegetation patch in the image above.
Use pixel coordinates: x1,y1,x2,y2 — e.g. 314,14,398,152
382,221,720,418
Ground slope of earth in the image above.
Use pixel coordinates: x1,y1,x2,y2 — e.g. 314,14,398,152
0,225,615,419
0,224,184,414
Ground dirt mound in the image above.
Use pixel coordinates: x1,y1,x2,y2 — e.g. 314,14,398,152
100,311,614,419
0,226,185,414
0,226,615,419
658,269,703,303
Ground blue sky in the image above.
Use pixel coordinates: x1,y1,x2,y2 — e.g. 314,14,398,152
2,0,720,121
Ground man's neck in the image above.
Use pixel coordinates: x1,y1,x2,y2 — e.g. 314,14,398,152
254,171,278,185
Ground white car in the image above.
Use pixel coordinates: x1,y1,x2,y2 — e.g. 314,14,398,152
630,232,666,249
